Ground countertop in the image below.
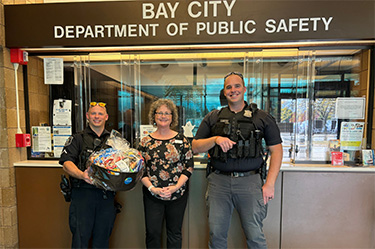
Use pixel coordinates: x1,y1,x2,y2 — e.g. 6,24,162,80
14,160,375,173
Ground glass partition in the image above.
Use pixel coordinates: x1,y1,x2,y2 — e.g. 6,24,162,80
28,48,370,163
247,49,300,162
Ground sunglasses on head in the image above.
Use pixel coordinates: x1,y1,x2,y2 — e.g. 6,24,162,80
224,72,244,81
90,102,106,107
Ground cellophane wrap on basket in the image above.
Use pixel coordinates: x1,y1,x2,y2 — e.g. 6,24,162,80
87,130,144,191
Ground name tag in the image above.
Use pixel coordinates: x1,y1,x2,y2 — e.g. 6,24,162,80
174,139,183,144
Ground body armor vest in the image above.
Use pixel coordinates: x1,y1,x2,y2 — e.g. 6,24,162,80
71,131,109,188
209,103,263,161
78,132,109,171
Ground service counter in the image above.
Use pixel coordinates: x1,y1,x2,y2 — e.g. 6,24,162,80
14,161,375,248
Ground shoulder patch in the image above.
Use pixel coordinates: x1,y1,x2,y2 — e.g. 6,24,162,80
64,135,74,147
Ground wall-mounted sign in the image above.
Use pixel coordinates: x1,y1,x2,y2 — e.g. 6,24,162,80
53,99,72,126
32,126,52,152
4,0,375,48
335,97,366,119
44,58,63,85
53,126,71,158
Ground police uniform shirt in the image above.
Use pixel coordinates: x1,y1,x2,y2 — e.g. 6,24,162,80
59,126,110,169
194,102,282,172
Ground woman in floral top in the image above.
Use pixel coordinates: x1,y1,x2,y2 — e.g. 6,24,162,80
138,99,194,249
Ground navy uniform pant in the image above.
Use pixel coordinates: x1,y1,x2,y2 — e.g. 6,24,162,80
69,186,117,249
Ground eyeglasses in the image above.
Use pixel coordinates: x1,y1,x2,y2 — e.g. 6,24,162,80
90,102,106,107
155,112,172,116
224,72,244,81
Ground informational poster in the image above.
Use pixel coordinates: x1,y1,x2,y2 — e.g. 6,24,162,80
44,58,64,85
53,126,72,158
311,135,330,161
312,146,330,161
339,122,364,150
53,99,72,126
140,125,156,140
336,97,365,119
32,126,52,152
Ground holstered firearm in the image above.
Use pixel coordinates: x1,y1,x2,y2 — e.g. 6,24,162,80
206,158,214,178
60,174,72,202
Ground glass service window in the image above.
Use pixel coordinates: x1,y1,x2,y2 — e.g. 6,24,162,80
27,48,370,164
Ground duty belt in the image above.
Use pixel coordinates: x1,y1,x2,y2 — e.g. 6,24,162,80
214,169,259,177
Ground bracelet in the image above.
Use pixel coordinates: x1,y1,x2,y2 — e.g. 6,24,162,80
214,136,219,144
148,185,155,192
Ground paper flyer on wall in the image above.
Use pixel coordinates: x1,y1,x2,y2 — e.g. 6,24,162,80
44,58,64,85
53,126,72,157
53,99,72,126
339,122,364,150
335,97,365,119
32,126,52,152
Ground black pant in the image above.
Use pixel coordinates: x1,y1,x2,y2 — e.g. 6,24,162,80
143,191,188,249
69,186,117,249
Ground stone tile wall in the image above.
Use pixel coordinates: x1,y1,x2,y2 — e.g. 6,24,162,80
0,1,44,248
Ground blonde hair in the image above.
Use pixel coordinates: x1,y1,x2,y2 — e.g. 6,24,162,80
148,99,178,128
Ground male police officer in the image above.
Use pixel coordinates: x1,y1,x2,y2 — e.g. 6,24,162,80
192,72,283,249
59,102,117,248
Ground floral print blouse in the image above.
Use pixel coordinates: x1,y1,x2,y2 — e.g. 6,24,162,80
138,133,194,201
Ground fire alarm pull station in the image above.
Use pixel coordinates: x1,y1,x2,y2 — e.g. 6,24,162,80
10,48,28,65
11,48,30,148
15,133,31,148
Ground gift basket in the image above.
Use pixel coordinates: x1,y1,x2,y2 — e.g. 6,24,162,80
87,130,144,191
